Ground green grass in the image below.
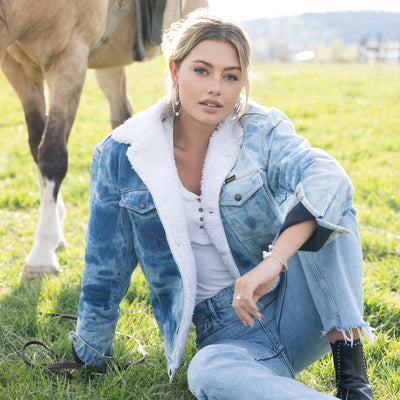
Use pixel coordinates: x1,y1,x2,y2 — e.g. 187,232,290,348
1,59,399,399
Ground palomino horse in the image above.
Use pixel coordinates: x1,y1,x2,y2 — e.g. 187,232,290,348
0,0,208,276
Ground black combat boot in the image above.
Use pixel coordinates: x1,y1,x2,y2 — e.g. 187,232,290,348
330,339,373,400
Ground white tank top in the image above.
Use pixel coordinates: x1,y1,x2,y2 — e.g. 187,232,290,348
179,181,236,304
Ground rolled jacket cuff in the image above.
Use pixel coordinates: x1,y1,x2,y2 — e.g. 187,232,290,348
279,202,334,252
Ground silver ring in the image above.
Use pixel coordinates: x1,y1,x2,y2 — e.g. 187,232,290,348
236,294,244,300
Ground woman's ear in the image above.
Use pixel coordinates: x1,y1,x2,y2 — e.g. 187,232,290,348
169,61,179,85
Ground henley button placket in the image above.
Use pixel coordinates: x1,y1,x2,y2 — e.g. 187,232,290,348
198,198,205,230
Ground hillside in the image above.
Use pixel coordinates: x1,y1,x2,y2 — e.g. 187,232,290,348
241,11,400,60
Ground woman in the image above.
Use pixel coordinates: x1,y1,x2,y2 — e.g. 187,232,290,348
70,10,374,400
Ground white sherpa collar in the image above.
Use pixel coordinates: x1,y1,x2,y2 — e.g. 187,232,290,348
112,96,243,377
200,118,243,280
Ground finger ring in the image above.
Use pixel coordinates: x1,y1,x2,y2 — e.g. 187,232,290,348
236,294,244,300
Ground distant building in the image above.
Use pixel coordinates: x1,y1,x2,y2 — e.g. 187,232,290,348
359,36,400,62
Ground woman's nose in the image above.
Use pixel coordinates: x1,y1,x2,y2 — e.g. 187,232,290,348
208,77,221,95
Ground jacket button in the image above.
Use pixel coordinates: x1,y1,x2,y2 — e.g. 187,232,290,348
235,194,242,201
139,202,146,209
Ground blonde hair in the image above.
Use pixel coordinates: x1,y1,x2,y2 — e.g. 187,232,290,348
162,9,251,117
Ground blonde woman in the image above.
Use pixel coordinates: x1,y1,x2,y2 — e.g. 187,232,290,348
70,10,374,400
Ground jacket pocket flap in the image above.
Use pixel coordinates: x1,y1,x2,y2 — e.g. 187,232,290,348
119,189,156,214
220,173,263,206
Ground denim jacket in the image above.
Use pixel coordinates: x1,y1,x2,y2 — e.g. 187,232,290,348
69,97,354,380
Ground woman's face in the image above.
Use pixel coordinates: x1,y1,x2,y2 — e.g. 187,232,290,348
171,40,244,130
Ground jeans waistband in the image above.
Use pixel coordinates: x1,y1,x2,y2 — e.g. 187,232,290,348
193,284,279,327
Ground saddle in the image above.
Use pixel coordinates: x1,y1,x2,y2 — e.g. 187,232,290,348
133,0,167,61
90,0,168,60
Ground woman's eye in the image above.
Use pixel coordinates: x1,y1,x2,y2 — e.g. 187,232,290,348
225,74,239,82
194,67,208,75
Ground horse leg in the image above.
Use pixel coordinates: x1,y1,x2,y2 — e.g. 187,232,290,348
22,43,90,277
1,50,46,162
1,50,68,275
0,8,9,58
24,166,67,276
94,67,133,129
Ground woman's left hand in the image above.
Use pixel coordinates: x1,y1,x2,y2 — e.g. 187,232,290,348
232,257,283,327
232,219,318,327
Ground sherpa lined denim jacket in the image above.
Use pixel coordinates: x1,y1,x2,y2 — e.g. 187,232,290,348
69,97,354,380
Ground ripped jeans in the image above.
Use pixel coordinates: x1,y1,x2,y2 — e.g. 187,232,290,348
188,211,371,400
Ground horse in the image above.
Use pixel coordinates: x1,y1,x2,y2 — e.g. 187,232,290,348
0,0,208,276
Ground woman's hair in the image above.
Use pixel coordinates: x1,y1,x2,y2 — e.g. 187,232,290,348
162,9,251,117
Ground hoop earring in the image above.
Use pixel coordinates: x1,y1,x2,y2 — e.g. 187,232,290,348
172,85,181,117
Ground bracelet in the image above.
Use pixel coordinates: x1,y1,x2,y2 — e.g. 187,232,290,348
262,244,288,271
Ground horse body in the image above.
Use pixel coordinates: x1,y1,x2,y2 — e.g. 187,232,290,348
1,1,108,59
0,0,208,276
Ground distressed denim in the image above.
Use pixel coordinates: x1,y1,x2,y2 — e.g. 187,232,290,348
188,209,365,399
69,98,370,380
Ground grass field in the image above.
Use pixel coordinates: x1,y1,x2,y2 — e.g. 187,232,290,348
0,58,399,399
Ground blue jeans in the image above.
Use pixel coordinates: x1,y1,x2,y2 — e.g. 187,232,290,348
188,212,369,400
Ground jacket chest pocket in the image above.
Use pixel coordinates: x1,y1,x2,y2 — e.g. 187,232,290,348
120,189,170,255
219,173,281,242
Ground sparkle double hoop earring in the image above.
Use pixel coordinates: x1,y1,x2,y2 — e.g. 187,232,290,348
172,84,181,117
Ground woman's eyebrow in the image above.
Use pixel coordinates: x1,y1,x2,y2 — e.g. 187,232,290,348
191,59,241,71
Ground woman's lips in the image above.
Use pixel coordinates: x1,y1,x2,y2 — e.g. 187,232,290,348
200,99,223,113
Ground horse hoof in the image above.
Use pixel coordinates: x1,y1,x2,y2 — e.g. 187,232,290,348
55,239,67,253
24,251,59,277
24,263,59,277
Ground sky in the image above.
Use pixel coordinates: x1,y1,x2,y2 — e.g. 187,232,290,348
207,0,400,21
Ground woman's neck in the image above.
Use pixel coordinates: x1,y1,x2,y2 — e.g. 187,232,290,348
173,116,217,195
173,114,217,151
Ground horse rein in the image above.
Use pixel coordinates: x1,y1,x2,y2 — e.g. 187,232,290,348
21,313,145,380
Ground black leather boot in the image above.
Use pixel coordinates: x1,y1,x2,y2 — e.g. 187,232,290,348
330,339,373,400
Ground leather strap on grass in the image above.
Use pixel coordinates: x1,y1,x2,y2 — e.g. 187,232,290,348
21,314,145,379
